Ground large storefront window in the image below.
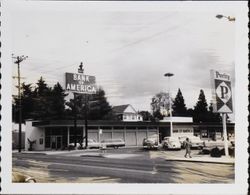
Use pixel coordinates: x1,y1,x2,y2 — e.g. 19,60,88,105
69,127,84,144
45,127,68,149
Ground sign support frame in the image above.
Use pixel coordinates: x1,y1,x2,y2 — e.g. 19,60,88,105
210,69,233,157
222,113,229,156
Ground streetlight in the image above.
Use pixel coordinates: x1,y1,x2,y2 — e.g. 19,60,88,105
216,14,235,22
164,72,174,137
215,14,235,157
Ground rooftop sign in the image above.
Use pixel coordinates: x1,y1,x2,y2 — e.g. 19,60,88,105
210,70,233,113
65,72,97,94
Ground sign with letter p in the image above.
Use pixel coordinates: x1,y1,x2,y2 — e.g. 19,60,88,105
210,70,233,113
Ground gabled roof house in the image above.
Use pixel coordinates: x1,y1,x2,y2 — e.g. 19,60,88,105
112,104,143,122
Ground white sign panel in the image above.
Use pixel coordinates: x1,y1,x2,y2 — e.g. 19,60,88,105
210,70,233,113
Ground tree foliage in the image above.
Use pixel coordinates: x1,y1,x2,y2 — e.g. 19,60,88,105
139,111,154,121
13,83,35,123
65,88,112,120
193,89,208,122
172,88,187,116
151,92,172,120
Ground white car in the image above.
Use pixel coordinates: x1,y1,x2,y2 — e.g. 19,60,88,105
82,139,101,149
101,139,125,149
162,137,181,150
69,139,101,149
179,136,205,149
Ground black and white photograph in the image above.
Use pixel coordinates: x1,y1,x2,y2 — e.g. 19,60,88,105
0,0,248,194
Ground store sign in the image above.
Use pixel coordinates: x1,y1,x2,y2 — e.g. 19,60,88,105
210,70,233,113
65,72,97,94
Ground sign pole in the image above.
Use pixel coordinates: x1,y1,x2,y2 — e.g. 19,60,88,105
65,62,97,149
210,69,233,157
84,94,89,149
222,113,229,156
73,93,77,148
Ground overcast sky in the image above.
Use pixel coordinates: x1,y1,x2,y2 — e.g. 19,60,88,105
10,1,236,114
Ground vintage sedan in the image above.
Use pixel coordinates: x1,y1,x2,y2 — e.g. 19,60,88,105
162,136,181,150
179,136,205,149
143,135,159,149
82,139,101,149
69,139,101,149
100,139,125,149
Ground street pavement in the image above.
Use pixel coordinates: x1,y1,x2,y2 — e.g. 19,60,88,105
13,147,234,183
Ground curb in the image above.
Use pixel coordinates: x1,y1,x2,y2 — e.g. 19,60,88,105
165,158,234,165
80,154,105,158
20,152,47,155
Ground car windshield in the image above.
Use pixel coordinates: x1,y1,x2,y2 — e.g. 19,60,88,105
190,136,200,141
169,137,179,141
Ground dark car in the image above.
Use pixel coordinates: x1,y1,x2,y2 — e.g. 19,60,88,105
142,135,159,149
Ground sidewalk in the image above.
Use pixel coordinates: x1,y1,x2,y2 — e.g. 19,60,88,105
161,150,234,164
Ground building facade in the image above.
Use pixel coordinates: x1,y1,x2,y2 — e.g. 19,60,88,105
24,119,234,151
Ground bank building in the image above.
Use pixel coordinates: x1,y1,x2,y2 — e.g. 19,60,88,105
13,103,234,151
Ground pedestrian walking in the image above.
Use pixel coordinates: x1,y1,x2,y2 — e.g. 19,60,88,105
184,138,192,158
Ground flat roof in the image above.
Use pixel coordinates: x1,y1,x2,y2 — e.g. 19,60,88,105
31,120,234,128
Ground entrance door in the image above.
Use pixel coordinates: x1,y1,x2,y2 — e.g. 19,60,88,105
51,136,62,150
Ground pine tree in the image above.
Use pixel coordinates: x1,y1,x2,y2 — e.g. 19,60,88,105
88,88,112,120
193,89,208,122
49,82,68,119
31,77,52,120
172,88,187,116
65,87,112,120
208,103,222,122
12,83,35,123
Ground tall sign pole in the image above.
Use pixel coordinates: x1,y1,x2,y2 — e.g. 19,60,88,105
164,73,174,136
210,70,233,156
84,94,89,148
13,55,28,153
73,93,77,148
65,62,97,149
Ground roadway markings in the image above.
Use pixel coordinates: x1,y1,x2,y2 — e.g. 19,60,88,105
14,159,158,175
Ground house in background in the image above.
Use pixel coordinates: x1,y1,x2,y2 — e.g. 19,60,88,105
112,104,143,122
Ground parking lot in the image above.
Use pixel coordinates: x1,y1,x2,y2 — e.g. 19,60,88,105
13,145,234,183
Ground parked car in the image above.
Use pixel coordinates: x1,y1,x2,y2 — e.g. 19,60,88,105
179,136,205,149
143,134,159,149
204,138,234,148
101,139,125,149
69,139,101,149
162,136,181,150
68,142,81,149
82,139,101,149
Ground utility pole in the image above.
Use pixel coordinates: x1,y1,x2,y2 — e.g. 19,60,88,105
12,55,28,153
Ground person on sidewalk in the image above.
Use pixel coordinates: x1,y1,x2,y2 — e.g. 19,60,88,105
184,138,192,158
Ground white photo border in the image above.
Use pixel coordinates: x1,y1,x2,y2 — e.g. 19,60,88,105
1,1,248,194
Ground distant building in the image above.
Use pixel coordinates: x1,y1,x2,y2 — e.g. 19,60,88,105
112,104,143,122
12,123,25,149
